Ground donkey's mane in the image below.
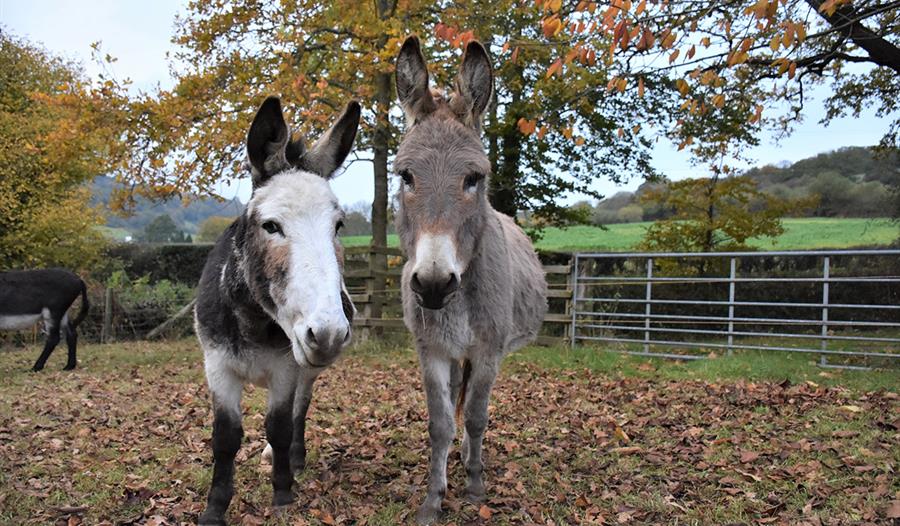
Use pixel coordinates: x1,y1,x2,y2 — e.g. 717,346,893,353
424,87,481,129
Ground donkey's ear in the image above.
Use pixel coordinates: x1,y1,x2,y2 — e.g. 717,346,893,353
299,100,361,179
396,35,436,125
247,96,291,188
456,40,493,129
285,136,307,167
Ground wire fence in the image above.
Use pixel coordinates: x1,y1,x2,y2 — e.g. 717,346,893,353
0,284,195,347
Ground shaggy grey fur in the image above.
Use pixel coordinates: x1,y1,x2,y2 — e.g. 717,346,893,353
394,36,548,525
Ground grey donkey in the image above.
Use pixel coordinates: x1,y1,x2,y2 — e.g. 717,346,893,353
394,36,548,524
194,96,360,525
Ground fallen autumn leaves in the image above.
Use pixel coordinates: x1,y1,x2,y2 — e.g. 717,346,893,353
0,340,897,525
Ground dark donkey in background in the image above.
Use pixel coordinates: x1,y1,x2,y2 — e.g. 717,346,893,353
394,37,548,524
0,269,90,371
194,96,360,525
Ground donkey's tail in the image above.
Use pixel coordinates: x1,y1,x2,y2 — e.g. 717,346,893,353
71,280,90,329
455,359,472,421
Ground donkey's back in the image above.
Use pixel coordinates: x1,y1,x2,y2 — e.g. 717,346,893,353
0,269,84,315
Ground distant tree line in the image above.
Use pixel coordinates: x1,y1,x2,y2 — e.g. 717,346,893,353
138,214,193,244
574,147,899,225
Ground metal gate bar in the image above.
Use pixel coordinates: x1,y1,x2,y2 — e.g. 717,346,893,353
570,249,900,366
575,311,900,328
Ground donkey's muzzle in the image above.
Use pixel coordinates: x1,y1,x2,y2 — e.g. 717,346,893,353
300,323,350,366
410,271,459,310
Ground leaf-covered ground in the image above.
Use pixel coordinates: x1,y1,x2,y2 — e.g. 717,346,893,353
0,340,897,525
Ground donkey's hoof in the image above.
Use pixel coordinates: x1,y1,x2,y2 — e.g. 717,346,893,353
197,510,227,526
63,364,77,371
415,502,443,525
463,487,486,505
272,489,296,508
30,365,44,373
290,455,306,474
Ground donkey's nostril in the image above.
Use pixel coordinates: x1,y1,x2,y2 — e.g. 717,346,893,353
410,270,460,309
410,272,424,294
306,327,318,347
445,273,459,294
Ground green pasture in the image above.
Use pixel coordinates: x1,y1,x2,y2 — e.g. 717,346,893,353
340,217,898,252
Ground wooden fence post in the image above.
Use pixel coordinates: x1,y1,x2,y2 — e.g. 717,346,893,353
361,255,374,341
366,245,389,338
101,287,113,344
564,255,574,347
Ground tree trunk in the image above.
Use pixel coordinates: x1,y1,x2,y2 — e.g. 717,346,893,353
368,0,395,335
368,70,390,335
492,119,521,218
490,63,524,219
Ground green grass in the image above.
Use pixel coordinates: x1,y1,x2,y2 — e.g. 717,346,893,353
340,217,898,253
341,234,400,248
95,225,132,241
349,336,899,393
509,344,899,393
747,217,898,251
99,217,897,251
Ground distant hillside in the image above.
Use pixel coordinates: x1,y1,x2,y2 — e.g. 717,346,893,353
745,147,898,217
580,146,899,225
91,176,244,237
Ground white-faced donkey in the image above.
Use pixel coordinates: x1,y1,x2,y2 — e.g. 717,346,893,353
394,36,549,524
194,96,360,525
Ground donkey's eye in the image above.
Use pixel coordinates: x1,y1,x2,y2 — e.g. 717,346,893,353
464,173,484,193
399,170,414,189
261,221,283,235
335,220,344,235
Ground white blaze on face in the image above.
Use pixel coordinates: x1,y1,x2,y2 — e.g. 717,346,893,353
248,170,349,366
411,232,462,284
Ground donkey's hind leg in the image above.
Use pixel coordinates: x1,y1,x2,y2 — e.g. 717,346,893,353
416,354,455,526
266,369,297,508
31,311,61,372
199,362,244,526
62,315,77,371
461,356,500,504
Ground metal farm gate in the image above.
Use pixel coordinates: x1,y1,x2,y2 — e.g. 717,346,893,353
570,249,900,368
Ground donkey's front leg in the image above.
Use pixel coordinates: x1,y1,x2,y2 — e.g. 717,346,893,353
461,357,499,504
417,355,455,525
199,373,244,526
266,376,296,508
290,371,317,474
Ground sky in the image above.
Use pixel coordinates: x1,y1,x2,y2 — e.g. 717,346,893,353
2,0,894,208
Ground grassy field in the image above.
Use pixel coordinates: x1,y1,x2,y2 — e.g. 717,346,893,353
95,225,132,242
341,217,898,252
0,339,897,525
